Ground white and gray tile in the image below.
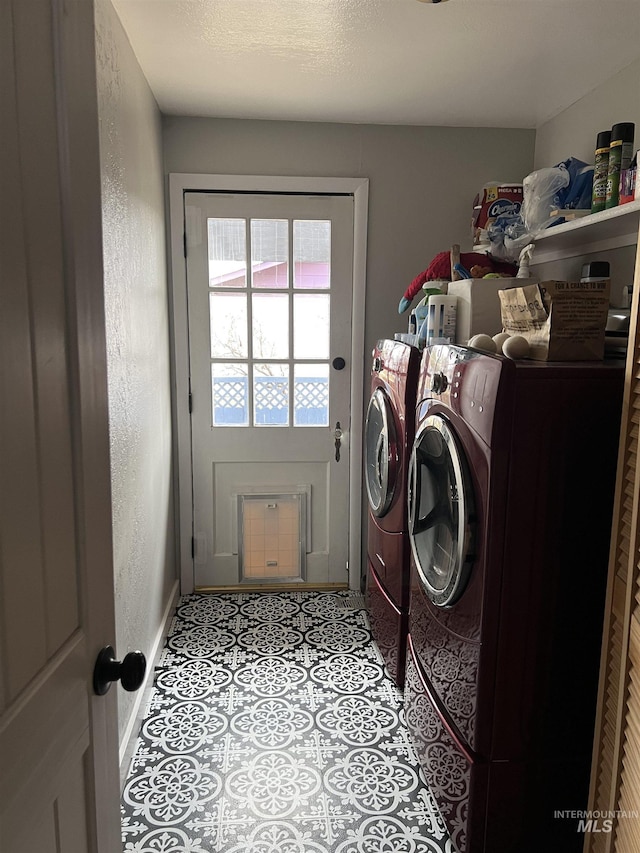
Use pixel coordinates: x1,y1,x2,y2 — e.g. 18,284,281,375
122,590,457,852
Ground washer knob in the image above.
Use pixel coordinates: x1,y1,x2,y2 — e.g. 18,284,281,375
431,372,448,394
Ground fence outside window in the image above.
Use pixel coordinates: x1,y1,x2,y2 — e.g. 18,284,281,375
213,376,329,426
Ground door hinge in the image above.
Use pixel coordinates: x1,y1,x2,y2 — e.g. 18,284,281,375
191,536,195,559
188,392,193,413
183,230,187,258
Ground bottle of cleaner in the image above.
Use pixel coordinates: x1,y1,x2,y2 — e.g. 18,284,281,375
606,123,635,209
591,130,611,213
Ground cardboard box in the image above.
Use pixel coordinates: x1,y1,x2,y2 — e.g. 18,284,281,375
498,279,611,361
448,278,534,344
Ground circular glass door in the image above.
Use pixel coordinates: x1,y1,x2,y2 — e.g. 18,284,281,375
365,388,398,517
408,414,475,607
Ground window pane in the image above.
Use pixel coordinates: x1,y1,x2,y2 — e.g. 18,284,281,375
251,219,288,289
294,364,329,426
293,294,329,359
293,220,330,289
254,365,289,426
210,293,247,358
212,363,248,426
252,294,289,359
208,218,247,287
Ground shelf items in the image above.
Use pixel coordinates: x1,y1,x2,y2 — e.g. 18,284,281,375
530,199,640,265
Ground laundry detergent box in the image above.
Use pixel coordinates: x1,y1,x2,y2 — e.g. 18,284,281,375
498,279,611,361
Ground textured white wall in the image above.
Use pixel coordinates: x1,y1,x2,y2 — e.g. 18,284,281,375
95,0,176,743
534,57,640,169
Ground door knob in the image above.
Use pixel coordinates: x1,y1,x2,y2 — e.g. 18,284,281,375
332,357,346,370
93,645,146,696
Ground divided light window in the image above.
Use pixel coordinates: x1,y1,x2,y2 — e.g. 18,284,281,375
207,217,331,427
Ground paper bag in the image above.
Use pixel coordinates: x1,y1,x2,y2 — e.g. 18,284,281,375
498,280,610,361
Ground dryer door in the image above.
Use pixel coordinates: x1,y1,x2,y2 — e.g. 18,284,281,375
365,388,399,517
409,414,475,607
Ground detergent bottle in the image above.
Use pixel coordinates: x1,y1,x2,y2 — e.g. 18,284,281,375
414,286,444,342
419,294,458,345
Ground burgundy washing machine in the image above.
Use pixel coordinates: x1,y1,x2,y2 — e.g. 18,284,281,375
403,343,624,853
365,338,421,687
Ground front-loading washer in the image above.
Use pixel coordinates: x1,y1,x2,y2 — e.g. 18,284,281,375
365,338,421,686
404,344,624,852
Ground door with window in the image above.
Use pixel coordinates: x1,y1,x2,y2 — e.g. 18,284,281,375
185,192,354,588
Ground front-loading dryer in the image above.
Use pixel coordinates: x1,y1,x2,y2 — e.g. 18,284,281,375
404,344,624,852
365,338,421,686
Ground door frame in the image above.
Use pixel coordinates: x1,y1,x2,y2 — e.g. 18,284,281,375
168,173,369,594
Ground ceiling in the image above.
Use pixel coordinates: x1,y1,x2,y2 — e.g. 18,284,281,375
112,0,640,129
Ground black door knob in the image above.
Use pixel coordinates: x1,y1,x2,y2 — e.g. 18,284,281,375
93,645,146,696
332,357,346,370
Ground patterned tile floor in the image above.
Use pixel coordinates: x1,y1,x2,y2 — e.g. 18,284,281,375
121,590,456,853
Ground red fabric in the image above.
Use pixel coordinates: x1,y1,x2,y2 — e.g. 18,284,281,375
404,251,516,302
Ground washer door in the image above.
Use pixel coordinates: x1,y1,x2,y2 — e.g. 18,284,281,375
408,414,475,607
365,388,399,517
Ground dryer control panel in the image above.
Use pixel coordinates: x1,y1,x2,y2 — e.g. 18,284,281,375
418,345,508,448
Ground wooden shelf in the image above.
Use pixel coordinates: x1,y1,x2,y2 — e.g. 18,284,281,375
530,199,640,265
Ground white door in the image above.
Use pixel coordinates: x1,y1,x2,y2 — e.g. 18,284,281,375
185,192,354,588
1,1,121,850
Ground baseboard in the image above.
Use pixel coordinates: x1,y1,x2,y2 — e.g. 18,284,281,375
119,578,180,787
195,582,349,593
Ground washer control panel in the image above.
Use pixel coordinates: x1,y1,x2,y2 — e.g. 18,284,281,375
419,345,505,447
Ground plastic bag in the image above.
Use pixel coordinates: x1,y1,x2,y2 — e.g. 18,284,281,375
521,166,570,231
558,157,594,210
522,158,594,232
487,213,529,262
